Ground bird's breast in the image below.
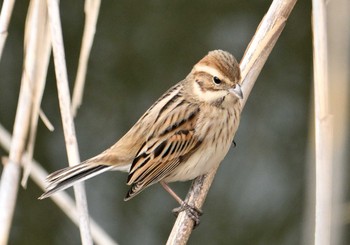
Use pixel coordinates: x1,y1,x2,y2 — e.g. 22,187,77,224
164,105,240,182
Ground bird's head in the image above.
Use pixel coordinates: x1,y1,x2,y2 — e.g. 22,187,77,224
187,50,243,106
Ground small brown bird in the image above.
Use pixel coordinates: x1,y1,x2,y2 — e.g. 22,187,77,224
40,50,243,224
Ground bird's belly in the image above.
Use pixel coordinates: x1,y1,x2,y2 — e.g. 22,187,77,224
164,142,231,182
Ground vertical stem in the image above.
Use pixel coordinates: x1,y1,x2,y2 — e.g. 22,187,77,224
312,0,333,245
21,0,51,188
71,0,101,116
0,163,21,245
46,0,93,244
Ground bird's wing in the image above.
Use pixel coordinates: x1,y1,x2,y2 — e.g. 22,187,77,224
124,99,202,200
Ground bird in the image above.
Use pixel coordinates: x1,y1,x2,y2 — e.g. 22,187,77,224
39,49,243,225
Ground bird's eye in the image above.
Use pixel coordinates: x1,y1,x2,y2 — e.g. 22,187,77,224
213,76,222,85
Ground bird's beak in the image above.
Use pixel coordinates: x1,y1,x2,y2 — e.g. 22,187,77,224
229,84,243,99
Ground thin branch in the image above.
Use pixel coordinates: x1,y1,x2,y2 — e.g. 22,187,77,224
71,0,101,116
46,0,93,244
312,1,333,245
0,0,15,61
167,0,297,243
38,109,55,131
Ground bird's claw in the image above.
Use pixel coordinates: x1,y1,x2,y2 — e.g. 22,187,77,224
172,202,203,228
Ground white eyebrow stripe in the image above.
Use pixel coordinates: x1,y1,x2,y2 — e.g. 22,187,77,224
193,64,225,79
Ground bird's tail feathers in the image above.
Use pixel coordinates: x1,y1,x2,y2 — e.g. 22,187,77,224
39,163,114,199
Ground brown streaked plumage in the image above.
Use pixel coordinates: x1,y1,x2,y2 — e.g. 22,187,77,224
40,50,243,222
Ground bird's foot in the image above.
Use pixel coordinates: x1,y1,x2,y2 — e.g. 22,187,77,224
172,202,203,228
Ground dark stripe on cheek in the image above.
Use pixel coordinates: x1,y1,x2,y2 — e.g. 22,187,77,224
195,79,207,93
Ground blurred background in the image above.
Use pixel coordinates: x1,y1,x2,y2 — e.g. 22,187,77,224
0,0,348,244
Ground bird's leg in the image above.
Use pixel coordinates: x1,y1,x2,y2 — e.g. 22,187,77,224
160,181,203,227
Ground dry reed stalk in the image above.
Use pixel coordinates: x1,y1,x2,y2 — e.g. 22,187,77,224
71,0,101,116
21,0,51,188
167,0,298,243
312,1,333,245
46,0,93,244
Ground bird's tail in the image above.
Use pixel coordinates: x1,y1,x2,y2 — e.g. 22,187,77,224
39,163,115,199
